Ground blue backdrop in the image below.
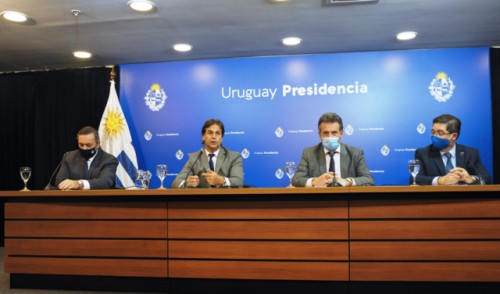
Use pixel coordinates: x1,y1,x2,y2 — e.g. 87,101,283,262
120,47,493,188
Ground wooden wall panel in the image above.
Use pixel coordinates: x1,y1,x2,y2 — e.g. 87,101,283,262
350,199,500,219
350,262,500,282
168,201,348,219
5,202,167,219
5,257,167,277
350,220,500,240
169,260,348,281
169,240,348,260
5,221,167,238
5,239,167,258
169,221,348,240
350,241,500,260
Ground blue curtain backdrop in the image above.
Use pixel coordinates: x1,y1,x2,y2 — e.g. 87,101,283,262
119,47,493,188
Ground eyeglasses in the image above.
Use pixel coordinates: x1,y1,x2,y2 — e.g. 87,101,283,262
431,130,451,136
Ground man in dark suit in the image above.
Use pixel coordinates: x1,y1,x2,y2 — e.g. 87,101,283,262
55,126,118,190
414,114,491,185
172,119,244,188
292,112,374,187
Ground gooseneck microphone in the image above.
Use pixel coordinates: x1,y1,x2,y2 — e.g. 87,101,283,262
182,150,203,188
44,152,68,190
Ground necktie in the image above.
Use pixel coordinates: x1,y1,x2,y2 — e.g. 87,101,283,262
328,151,336,173
208,154,215,171
444,152,453,174
84,161,89,179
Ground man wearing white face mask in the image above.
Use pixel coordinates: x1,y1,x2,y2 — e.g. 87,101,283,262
291,112,374,187
413,114,491,185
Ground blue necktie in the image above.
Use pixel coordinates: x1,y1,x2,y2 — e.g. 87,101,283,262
208,154,215,171
444,152,453,174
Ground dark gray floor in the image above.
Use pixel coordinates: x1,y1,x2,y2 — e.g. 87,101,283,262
0,247,152,294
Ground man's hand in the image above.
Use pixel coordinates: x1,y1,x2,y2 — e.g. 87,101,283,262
201,169,224,186
185,175,200,187
312,172,335,187
58,179,81,190
437,171,461,185
450,167,475,184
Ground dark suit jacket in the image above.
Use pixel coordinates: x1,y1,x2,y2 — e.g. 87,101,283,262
55,149,119,189
291,143,374,187
171,147,244,188
414,144,491,185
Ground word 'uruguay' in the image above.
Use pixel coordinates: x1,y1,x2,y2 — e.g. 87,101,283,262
221,87,278,100
221,82,368,100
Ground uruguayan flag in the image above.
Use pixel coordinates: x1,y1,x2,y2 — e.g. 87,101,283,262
98,80,138,188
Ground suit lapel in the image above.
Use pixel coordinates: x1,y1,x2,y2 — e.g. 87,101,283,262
430,147,446,175
315,144,327,174
87,150,102,179
455,145,465,168
339,144,349,178
215,148,225,173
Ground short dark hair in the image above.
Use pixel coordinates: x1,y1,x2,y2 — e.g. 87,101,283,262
318,112,343,131
433,114,461,138
77,126,100,143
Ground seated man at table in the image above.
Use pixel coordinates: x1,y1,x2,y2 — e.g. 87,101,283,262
55,126,118,190
413,114,491,185
292,112,374,187
171,118,244,188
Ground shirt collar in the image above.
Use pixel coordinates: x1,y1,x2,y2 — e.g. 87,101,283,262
440,145,456,157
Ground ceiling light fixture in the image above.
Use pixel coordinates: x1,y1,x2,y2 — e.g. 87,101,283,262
73,51,92,59
1,10,29,23
128,0,156,12
282,37,302,46
396,31,418,41
71,9,93,59
173,43,193,52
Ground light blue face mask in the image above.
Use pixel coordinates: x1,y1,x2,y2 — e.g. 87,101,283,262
322,137,339,151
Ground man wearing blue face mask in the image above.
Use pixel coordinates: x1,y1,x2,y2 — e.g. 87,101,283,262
55,126,118,190
291,112,374,187
413,114,491,185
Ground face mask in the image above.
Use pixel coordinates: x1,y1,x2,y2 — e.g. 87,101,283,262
322,137,339,151
431,135,451,151
79,148,97,160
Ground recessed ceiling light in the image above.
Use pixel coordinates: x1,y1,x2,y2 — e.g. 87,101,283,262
173,43,192,52
282,37,302,46
73,51,92,59
396,31,418,41
1,10,29,23
128,0,156,12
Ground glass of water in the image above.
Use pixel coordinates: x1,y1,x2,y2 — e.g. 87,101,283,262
156,164,167,189
408,159,420,186
285,161,297,187
20,166,31,191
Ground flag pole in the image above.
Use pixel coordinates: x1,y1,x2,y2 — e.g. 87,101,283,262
110,66,116,82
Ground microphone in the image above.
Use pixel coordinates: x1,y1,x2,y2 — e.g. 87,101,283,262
182,150,203,188
44,152,68,190
459,151,485,185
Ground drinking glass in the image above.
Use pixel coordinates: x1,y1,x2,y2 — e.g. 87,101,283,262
156,164,167,189
20,166,31,191
408,159,420,186
285,161,297,187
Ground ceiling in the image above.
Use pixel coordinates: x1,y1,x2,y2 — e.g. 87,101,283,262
1,0,500,73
